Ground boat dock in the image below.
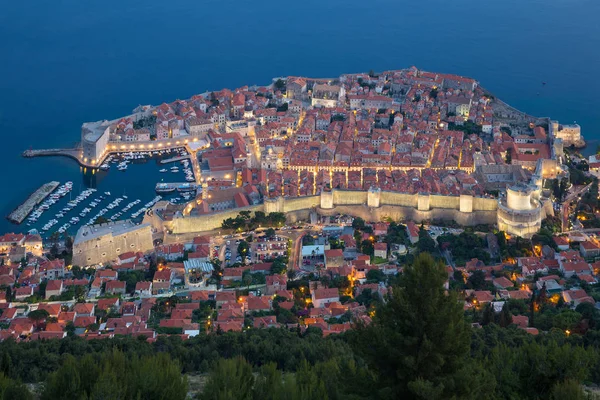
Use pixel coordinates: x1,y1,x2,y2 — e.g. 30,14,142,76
7,181,60,224
160,155,191,164
155,182,199,193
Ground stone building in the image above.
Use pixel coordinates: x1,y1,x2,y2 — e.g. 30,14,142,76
497,184,542,239
73,220,154,267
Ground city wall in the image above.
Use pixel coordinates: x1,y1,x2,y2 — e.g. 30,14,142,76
165,189,499,234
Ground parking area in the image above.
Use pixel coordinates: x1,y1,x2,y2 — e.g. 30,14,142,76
252,235,289,262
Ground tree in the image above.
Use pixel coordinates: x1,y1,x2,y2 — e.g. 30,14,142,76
550,380,586,400
274,79,285,90
352,253,480,399
416,227,436,253
27,309,49,327
366,269,385,283
237,240,250,258
200,357,254,400
505,147,512,164
264,228,276,239
467,270,487,290
352,217,366,231
242,270,253,290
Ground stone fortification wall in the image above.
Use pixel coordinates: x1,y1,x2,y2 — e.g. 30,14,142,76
283,196,320,213
317,205,497,226
167,190,500,234
333,190,368,205
73,224,154,267
171,205,263,234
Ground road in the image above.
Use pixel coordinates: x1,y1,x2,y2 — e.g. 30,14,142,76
561,182,594,232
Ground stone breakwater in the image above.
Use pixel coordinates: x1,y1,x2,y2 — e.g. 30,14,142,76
7,181,60,224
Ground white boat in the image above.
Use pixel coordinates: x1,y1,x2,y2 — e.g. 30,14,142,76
159,169,167,173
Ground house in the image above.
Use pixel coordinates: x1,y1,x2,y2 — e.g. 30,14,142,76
0,308,18,322
74,315,97,328
39,259,65,280
96,269,118,280
512,315,529,329
14,286,33,301
265,275,287,295
117,252,137,265
73,303,95,317
97,297,120,311
216,291,237,307
324,249,344,269
580,241,600,259
562,289,595,307
472,291,494,304
121,302,137,316
405,221,420,244
45,280,64,299
37,303,61,318
246,296,271,313
157,243,185,261
373,242,388,259
311,288,340,308
492,277,514,290
553,236,570,251
253,315,279,329
153,268,174,285
105,280,126,295
134,281,153,297
518,257,548,276
561,261,592,278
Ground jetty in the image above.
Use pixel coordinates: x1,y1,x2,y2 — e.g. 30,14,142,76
160,155,191,164
155,182,198,193
8,181,60,224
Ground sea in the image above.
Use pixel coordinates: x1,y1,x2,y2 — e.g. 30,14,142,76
0,0,599,236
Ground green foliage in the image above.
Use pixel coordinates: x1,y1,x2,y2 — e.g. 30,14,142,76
200,357,254,400
550,380,587,400
416,227,436,253
224,212,286,231
351,217,366,231
437,231,490,265
132,115,156,130
270,256,288,275
0,373,33,400
118,270,146,294
383,221,407,246
42,351,187,400
448,121,483,136
274,79,285,90
352,253,477,399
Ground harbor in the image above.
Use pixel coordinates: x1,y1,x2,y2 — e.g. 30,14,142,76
7,181,60,224
10,147,202,237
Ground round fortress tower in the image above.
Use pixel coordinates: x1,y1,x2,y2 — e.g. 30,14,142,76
497,184,542,239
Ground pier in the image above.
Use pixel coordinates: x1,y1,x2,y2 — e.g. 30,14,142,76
7,181,60,224
23,148,82,162
155,182,199,194
160,155,191,164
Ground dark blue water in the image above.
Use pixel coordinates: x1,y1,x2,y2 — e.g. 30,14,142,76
1,0,599,234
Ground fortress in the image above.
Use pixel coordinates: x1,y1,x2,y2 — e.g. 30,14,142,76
146,189,500,235
73,220,154,266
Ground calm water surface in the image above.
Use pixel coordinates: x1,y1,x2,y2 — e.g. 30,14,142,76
0,0,599,233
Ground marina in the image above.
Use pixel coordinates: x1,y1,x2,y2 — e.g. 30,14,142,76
7,181,60,224
14,147,198,237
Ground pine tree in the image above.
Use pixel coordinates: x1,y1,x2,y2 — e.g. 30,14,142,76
499,303,513,328
353,253,479,399
201,357,254,400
